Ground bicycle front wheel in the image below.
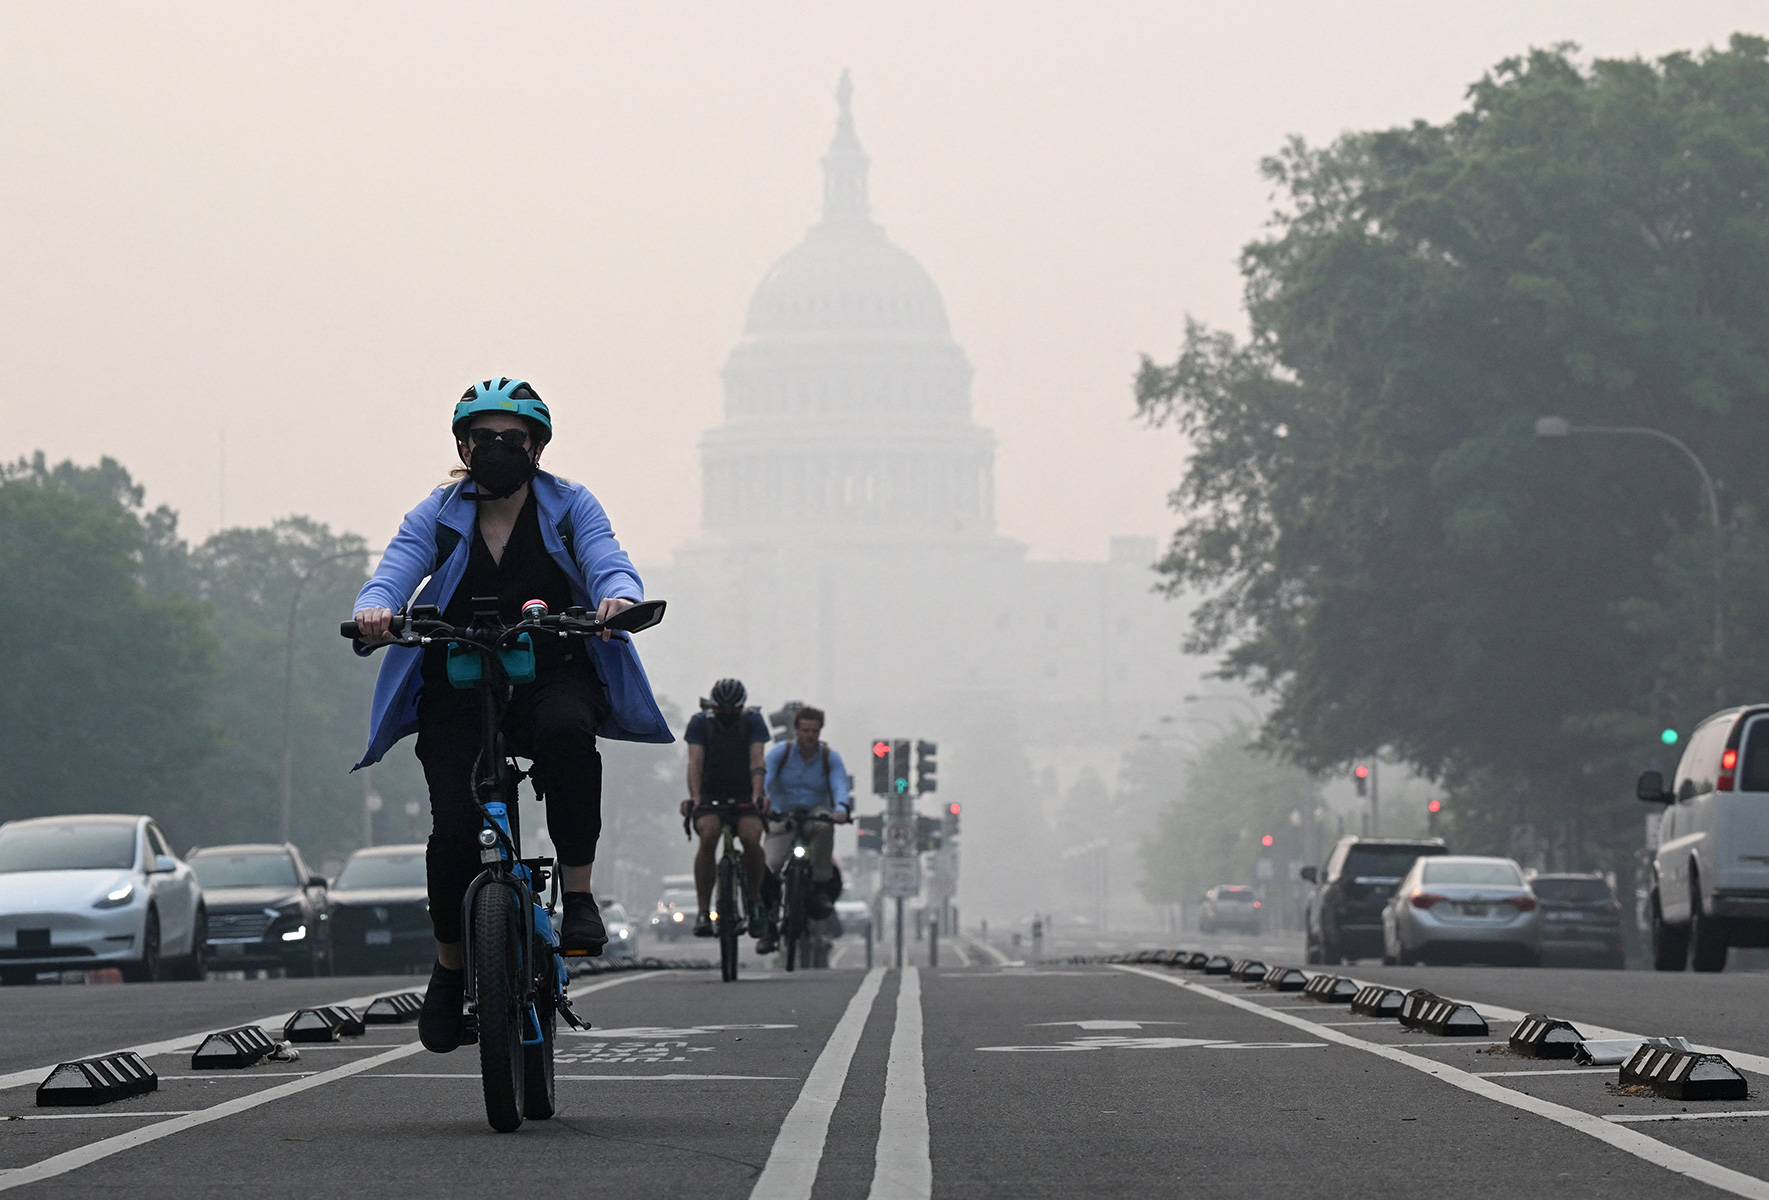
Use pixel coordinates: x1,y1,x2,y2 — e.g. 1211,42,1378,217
781,866,804,973
717,855,740,983
472,884,526,1133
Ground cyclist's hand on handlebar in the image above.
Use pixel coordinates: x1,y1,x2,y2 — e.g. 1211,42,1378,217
832,808,851,824
354,606,395,644
758,795,772,815
595,596,634,641
679,799,695,818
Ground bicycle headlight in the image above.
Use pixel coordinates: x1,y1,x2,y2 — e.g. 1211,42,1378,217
477,829,499,848
792,845,807,859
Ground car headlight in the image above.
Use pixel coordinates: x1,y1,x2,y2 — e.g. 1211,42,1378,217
671,911,684,922
281,926,308,942
93,884,134,909
616,927,631,939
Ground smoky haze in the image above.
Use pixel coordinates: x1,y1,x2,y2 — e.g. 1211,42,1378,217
0,1,1757,927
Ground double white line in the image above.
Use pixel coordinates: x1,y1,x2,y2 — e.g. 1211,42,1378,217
750,967,931,1200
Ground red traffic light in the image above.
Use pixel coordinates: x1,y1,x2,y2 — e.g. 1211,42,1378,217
1261,834,1274,847
872,741,890,758
947,802,961,815
1353,764,1369,779
1427,799,1441,814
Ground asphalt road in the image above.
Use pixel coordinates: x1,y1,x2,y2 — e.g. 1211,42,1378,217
4,931,1769,1198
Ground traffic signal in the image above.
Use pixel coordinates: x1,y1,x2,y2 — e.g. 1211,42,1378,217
1354,764,1369,797
1427,798,1441,833
1661,728,1680,747
1261,834,1274,848
943,801,961,837
871,740,891,795
915,814,943,852
769,702,804,743
915,740,938,794
891,739,911,795
856,814,884,853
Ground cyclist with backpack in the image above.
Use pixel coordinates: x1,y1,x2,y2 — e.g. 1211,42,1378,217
677,678,770,938
349,377,672,1054
757,705,850,953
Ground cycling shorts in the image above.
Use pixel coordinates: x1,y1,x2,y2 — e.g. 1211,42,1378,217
693,798,761,821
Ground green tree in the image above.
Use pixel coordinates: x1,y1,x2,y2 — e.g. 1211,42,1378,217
0,457,217,829
1136,36,1769,872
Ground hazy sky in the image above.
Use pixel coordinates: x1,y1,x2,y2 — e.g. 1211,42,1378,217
1,2,1760,565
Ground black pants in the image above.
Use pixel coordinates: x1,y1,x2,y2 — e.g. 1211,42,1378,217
415,665,610,944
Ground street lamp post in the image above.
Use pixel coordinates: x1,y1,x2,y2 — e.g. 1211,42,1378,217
1535,417,1724,683
280,548,370,844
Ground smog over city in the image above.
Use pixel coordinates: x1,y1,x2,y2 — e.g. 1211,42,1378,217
4,4,1769,1187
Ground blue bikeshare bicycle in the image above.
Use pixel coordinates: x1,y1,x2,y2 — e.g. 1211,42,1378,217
342,596,665,1131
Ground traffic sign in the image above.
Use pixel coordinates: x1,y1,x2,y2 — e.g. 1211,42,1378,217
885,819,916,853
882,855,921,898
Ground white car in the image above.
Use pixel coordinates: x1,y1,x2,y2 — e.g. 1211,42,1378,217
0,814,206,984
1639,704,1769,972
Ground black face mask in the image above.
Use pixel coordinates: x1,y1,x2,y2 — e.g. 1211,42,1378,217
467,442,535,501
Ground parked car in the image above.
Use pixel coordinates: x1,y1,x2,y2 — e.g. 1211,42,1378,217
0,814,206,984
833,898,872,940
1198,885,1262,935
187,843,332,976
601,900,637,959
1529,872,1625,969
1638,703,1769,972
1382,855,1541,967
648,887,697,942
1302,836,1449,964
328,844,431,974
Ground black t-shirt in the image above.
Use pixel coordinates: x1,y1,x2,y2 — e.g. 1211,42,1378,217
685,710,769,803
421,489,588,696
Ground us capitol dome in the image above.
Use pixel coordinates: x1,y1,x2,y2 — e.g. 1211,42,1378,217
699,70,998,542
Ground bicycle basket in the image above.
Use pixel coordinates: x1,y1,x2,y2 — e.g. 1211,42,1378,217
446,633,537,688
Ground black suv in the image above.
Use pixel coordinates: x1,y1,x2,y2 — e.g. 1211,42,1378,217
187,843,332,975
1302,836,1448,964
1531,872,1626,969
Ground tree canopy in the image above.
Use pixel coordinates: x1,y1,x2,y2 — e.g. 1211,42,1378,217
1137,36,1769,869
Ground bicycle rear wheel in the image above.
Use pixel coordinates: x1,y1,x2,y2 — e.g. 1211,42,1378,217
472,884,526,1133
523,935,557,1119
717,855,740,982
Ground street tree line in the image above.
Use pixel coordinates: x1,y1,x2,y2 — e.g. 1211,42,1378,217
0,453,683,878
1137,35,1769,873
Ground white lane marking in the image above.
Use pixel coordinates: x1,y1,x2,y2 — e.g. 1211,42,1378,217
1476,1068,1616,1078
750,967,886,1200
1317,1020,1403,1026
1118,966,1769,1200
0,987,402,1092
155,1072,318,1080
360,1072,792,1080
870,968,930,1200
1609,1110,1769,1125
830,943,850,969
2,1112,196,1121
1388,1041,1502,1048
0,973,652,1191
966,938,1012,967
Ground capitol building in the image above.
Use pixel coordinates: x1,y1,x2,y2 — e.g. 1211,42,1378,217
643,76,1209,921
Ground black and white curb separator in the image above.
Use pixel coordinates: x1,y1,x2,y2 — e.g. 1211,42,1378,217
1301,974,1359,1003
1620,1043,1750,1102
283,1005,366,1043
1202,954,1233,975
1397,989,1488,1037
1182,952,1210,970
1230,958,1269,982
35,1053,157,1107
1349,984,1405,1017
363,992,423,1024
191,1025,278,1070
1509,1015,1584,1059
1259,966,1309,992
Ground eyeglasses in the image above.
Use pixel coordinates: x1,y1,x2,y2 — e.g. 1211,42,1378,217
467,428,530,450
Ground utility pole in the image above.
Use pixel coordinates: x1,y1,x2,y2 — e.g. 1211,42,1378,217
1370,759,1381,838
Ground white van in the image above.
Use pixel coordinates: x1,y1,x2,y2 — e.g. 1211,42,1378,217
1638,705,1769,971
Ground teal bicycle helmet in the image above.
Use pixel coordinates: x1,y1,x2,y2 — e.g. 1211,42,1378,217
452,378,552,444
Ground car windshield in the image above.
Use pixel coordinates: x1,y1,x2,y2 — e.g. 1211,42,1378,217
1423,861,1522,887
604,904,630,924
190,852,299,889
334,853,426,889
1531,878,1613,903
658,890,695,909
0,823,137,873
1344,845,1442,879
1214,890,1255,904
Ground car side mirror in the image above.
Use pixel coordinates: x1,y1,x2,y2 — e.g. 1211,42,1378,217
152,855,177,874
1637,770,1672,805
307,875,328,889
1299,866,1318,883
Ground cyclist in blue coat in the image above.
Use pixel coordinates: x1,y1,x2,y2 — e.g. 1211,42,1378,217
351,378,672,1052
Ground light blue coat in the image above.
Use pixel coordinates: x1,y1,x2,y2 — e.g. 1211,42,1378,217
351,471,674,769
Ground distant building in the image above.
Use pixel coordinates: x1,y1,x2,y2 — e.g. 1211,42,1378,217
642,75,1212,920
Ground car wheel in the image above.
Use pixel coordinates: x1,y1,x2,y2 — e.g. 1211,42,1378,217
1690,879,1728,973
123,909,162,983
1319,936,1342,967
1304,933,1322,965
167,908,208,981
1650,889,1689,971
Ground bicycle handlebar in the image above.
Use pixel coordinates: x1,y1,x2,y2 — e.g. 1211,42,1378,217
340,599,665,645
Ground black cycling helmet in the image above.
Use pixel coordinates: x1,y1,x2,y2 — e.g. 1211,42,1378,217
703,678,747,711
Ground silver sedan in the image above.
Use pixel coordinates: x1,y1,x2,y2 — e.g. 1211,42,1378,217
1382,855,1541,967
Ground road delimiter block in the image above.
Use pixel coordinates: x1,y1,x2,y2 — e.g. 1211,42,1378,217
36,1052,157,1107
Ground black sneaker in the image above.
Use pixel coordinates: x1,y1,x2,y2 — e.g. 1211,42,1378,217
418,962,465,1053
693,913,715,937
755,924,778,955
560,892,606,956
747,905,766,939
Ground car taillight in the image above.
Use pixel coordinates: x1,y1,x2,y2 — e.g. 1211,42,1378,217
1509,895,1537,912
1720,748,1738,790
1252,901,1261,908
1411,893,1448,909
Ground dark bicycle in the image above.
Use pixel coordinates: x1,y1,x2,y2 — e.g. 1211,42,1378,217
684,800,752,982
342,596,665,1132
771,811,837,972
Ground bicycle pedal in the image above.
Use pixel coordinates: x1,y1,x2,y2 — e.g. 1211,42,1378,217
458,1011,480,1046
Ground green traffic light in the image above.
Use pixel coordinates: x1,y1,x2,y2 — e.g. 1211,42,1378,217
1661,728,1679,746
